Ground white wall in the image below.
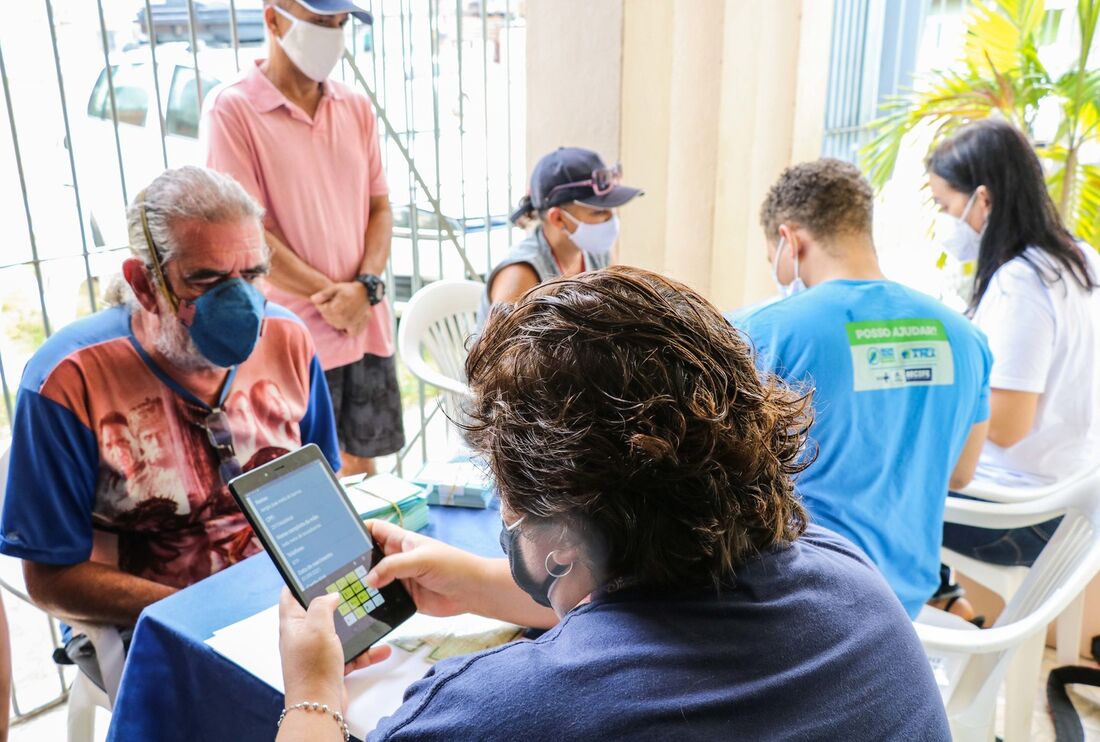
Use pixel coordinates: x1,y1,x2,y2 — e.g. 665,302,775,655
524,0,624,174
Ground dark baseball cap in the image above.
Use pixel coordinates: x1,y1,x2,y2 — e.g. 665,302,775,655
510,147,643,224
293,0,372,24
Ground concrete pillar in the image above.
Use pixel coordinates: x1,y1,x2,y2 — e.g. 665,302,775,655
706,0,835,309
526,0,834,310
524,0,624,175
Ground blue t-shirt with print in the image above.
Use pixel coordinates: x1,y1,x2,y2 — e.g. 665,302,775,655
369,526,949,741
732,280,991,617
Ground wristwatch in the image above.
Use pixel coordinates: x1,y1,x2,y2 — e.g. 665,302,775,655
356,274,386,306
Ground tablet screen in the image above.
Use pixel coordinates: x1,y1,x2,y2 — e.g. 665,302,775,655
242,459,395,646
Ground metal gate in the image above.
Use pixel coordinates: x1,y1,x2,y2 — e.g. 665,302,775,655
0,0,528,478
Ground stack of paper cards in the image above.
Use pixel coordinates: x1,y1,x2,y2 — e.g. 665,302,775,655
412,460,495,508
205,607,524,738
342,473,430,532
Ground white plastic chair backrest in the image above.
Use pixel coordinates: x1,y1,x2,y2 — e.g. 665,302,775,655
919,466,1100,729
397,280,483,397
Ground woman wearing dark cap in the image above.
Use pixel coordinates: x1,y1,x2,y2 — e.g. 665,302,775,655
475,147,643,327
277,267,950,741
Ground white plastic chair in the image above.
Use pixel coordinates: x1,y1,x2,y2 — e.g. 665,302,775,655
0,448,123,741
917,471,1100,741
397,279,484,398
940,464,1097,738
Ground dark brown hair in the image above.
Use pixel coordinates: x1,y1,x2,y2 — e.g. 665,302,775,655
927,118,1095,313
760,158,874,242
464,266,812,588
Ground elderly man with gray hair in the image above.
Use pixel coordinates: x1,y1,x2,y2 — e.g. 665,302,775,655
0,165,339,686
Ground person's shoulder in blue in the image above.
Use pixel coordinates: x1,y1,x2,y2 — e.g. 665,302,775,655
730,159,992,618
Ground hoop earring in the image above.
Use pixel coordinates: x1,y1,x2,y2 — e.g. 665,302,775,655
545,551,573,578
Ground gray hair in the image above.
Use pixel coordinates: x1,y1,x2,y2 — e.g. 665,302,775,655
106,166,266,306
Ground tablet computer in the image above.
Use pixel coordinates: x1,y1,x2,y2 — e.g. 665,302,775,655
229,444,417,663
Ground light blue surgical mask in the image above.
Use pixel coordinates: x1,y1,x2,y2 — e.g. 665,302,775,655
773,236,806,298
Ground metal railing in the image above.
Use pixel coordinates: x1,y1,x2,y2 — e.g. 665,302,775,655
1,1,524,720
0,0,528,481
821,0,947,162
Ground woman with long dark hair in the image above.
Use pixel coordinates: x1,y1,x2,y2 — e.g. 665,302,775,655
927,118,1100,569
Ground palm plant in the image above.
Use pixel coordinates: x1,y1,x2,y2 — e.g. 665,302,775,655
862,0,1100,248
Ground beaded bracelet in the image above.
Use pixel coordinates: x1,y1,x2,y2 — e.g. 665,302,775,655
277,701,350,741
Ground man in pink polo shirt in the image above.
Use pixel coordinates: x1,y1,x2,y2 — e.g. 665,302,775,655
203,0,402,475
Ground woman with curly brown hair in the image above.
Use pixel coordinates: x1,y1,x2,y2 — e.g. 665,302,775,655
276,267,949,741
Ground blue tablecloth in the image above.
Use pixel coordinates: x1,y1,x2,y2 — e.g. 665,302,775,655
107,502,502,742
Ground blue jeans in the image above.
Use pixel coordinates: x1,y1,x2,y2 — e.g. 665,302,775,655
941,492,1062,567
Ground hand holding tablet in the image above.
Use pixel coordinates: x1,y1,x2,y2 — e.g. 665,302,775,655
229,445,418,664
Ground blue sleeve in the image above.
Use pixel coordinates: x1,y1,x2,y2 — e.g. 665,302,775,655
973,331,993,424
299,355,341,472
1,390,99,565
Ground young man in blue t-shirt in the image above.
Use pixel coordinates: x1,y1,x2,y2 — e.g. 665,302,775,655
732,159,992,618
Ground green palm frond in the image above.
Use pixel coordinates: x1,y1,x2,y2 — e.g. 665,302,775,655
862,0,1100,250
1072,164,1100,246
1053,68,1100,139
861,61,1041,188
1040,143,1075,214
1074,0,1100,71
964,0,1046,73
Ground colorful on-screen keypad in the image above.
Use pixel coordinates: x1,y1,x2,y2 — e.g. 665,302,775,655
326,565,385,626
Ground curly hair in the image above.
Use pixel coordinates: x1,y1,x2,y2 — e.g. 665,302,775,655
759,158,874,242
464,266,813,589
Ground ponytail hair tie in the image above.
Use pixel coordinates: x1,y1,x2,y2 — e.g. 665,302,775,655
509,194,535,225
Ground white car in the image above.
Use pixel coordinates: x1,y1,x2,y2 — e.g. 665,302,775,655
67,42,253,251
68,42,514,302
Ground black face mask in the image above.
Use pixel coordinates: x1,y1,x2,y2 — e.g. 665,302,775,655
499,517,563,609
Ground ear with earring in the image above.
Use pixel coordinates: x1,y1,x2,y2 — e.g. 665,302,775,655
545,551,574,579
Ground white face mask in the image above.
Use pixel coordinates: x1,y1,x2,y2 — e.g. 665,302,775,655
560,208,619,255
935,190,984,262
772,236,806,298
273,4,346,83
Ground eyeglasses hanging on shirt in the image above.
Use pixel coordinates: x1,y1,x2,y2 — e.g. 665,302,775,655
201,408,244,486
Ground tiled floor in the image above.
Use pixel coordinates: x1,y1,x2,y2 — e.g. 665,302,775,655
10,704,109,742
1004,650,1100,741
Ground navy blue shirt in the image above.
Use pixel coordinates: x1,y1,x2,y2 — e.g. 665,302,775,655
370,526,949,740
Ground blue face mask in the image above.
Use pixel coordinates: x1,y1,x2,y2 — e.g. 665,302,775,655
175,278,266,368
